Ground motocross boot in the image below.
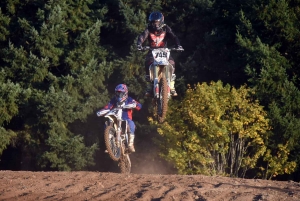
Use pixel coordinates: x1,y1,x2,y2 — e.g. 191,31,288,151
170,74,178,96
128,134,135,153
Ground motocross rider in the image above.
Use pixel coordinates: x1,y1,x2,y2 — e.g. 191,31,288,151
137,11,184,97
96,84,142,153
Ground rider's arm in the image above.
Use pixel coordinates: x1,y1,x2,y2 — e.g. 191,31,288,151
137,29,149,47
96,98,116,116
102,98,116,110
125,97,142,111
132,99,142,111
165,25,181,47
135,100,142,111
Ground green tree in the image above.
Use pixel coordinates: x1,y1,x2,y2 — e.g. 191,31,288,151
235,1,300,179
0,0,113,170
153,81,293,178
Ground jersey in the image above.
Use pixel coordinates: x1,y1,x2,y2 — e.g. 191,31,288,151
102,97,142,120
137,25,181,48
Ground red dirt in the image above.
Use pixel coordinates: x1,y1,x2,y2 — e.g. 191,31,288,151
1,137,300,201
0,169,299,201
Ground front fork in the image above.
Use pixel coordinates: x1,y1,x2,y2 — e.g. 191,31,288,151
151,65,172,98
116,121,129,154
115,121,122,148
154,78,159,98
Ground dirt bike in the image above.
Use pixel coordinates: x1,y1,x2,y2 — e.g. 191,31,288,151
97,102,136,174
142,46,183,123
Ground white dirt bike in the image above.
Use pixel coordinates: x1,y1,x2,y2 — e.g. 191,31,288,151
97,102,136,174
142,46,183,123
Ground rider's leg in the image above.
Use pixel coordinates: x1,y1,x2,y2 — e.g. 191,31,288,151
169,58,177,96
127,119,136,153
145,54,154,97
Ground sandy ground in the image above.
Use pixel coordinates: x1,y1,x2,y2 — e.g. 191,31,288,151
0,169,300,201
1,136,300,201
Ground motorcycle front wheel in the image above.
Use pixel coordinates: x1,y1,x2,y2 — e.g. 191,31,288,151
156,76,168,123
104,125,121,161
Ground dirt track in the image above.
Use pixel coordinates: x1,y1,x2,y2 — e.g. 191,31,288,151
1,136,300,201
0,170,300,201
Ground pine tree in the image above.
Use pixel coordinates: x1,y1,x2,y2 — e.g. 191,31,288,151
0,0,113,170
235,0,300,179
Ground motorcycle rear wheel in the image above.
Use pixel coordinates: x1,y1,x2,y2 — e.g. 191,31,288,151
119,154,131,174
104,125,121,161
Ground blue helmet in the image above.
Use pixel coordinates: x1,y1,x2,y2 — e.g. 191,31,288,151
115,84,128,103
148,11,164,31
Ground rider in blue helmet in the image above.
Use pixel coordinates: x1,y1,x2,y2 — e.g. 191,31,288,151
115,84,128,103
137,11,184,97
96,84,142,153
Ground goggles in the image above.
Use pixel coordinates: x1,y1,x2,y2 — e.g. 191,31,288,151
151,21,161,28
115,91,125,98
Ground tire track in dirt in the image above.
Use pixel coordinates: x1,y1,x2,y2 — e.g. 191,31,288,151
0,171,299,201
91,182,134,200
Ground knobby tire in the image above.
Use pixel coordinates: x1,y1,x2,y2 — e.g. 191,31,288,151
157,76,168,123
104,125,121,161
119,153,131,174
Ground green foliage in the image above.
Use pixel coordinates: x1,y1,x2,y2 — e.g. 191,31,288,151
0,73,31,155
0,128,16,156
119,0,148,34
0,79,25,125
0,0,300,180
235,2,300,179
41,124,98,171
114,44,146,96
262,143,296,179
154,81,272,177
0,0,112,170
0,8,10,42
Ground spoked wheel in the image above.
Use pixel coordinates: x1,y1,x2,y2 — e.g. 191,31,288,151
156,76,168,123
104,125,121,161
119,154,131,174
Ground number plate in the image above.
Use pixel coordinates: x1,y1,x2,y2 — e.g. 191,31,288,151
152,49,170,65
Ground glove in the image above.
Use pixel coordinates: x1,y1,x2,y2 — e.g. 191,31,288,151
177,45,184,51
117,103,124,109
137,45,142,51
123,103,136,109
96,110,102,117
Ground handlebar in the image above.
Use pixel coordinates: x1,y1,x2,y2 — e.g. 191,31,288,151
138,46,184,52
97,103,137,116
109,104,136,111
122,103,136,109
